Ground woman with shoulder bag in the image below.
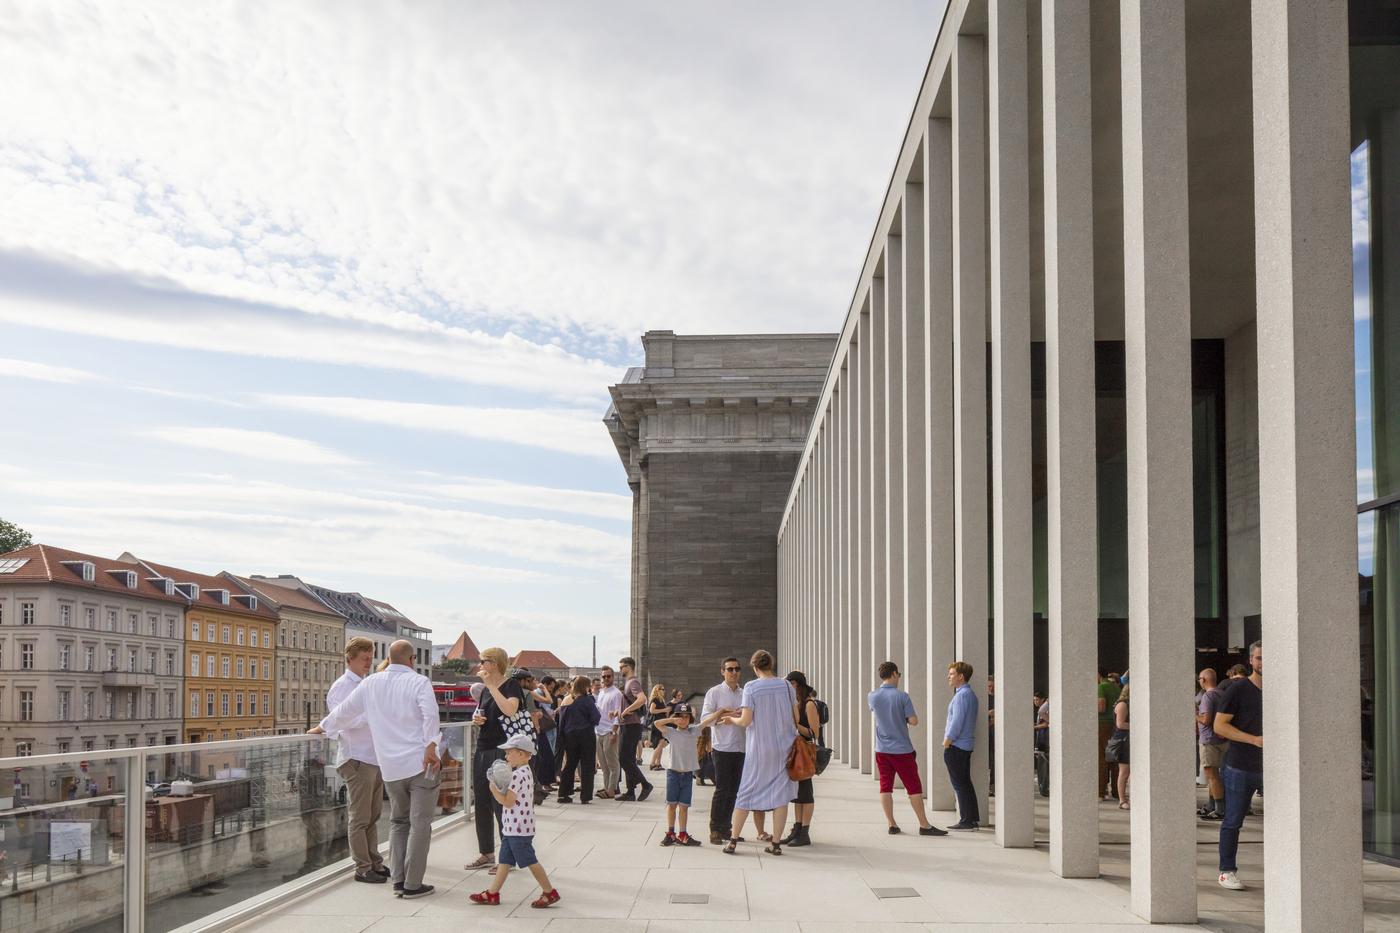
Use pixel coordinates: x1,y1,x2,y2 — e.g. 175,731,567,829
1107,682,1131,809
465,646,528,871
719,650,799,856
782,671,821,847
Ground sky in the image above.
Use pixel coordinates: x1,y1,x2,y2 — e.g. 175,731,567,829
0,0,945,667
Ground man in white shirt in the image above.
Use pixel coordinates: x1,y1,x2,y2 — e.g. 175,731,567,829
315,640,441,898
322,636,386,884
594,666,624,798
701,657,747,844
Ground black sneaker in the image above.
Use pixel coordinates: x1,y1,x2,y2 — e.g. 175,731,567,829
919,825,948,837
638,783,654,802
372,865,391,878
616,792,638,802
888,826,901,835
399,884,435,899
558,796,574,804
660,832,677,847
678,833,702,846
393,882,404,895
1200,811,1223,822
354,871,387,884
947,822,979,832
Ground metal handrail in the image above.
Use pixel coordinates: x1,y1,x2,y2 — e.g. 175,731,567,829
0,722,474,933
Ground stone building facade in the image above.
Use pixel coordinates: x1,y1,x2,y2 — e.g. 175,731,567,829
227,575,346,734
0,545,186,771
605,331,835,695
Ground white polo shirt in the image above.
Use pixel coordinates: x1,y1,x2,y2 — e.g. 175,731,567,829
325,669,376,768
321,664,440,783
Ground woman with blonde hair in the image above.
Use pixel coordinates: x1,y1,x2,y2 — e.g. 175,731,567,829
720,649,799,856
647,684,672,771
466,646,526,871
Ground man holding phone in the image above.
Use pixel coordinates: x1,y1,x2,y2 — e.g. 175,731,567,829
314,639,442,898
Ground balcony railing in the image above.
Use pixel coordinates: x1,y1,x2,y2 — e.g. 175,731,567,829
0,722,474,933
101,671,157,688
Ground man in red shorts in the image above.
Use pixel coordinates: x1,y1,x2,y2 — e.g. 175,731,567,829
868,661,947,837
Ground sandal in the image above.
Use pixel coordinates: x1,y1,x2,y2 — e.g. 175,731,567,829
531,889,562,909
757,832,773,842
468,890,500,905
464,853,494,870
1118,802,1131,810
764,843,783,856
723,840,738,855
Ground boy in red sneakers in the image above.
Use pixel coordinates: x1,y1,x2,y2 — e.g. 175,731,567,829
653,704,703,847
469,735,561,908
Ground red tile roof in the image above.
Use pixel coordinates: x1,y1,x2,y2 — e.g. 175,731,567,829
226,575,343,620
0,544,189,604
443,632,480,661
121,555,278,620
511,650,569,671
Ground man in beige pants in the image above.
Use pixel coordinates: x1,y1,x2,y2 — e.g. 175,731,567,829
594,666,623,797
324,637,389,883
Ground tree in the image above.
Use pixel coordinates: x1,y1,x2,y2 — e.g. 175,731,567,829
0,518,31,555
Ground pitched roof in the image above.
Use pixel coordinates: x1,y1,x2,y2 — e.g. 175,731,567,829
257,578,393,635
121,554,278,620
512,650,569,671
443,632,481,661
0,544,188,605
225,574,343,620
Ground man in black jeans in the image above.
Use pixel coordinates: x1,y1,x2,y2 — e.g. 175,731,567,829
465,648,525,871
614,656,654,802
701,657,747,844
1214,641,1264,891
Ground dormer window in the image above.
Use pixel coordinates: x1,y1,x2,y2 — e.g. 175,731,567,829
233,594,259,611
208,589,230,606
177,583,200,600
124,571,137,588
61,560,97,582
104,568,138,588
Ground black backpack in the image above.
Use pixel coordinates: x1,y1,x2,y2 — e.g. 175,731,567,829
815,699,830,725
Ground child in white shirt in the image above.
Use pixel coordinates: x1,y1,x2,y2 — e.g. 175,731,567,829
469,735,561,909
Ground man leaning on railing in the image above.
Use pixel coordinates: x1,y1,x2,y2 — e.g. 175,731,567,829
311,639,441,899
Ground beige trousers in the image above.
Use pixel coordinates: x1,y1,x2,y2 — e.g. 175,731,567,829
339,758,385,874
596,731,621,794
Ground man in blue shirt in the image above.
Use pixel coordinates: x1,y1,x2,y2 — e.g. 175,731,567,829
868,661,947,837
943,660,980,831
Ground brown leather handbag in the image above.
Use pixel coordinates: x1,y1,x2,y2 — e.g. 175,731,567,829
787,736,817,781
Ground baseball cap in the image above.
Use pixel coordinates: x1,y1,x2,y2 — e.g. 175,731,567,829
673,703,693,718
498,734,537,755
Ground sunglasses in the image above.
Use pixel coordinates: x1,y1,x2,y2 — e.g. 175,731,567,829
724,666,741,673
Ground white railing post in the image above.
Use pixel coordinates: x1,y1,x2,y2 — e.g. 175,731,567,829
124,750,146,933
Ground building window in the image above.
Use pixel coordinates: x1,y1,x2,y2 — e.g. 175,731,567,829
166,692,175,718
167,618,175,638
221,656,230,678
207,625,215,643
58,644,70,670
106,609,116,632
191,621,200,641
165,652,175,675
128,612,137,634
60,604,72,627
189,691,199,716
236,628,245,646
127,649,137,672
147,693,156,719
206,656,215,677
262,659,270,680
20,602,34,625
125,694,134,719
236,692,244,716
221,693,229,716
148,615,157,636
262,691,270,715
302,660,309,680
82,691,93,719
222,625,230,644
262,631,270,648
107,647,117,670
57,690,70,720
206,692,214,717
82,738,93,752
279,628,286,647
15,742,31,757
19,690,33,721
20,643,34,670
84,646,94,671
279,658,286,679
85,607,95,629
104,691,114,719
279,693,286,715
236,657,244,678
146,650,156,673
105,737,115,750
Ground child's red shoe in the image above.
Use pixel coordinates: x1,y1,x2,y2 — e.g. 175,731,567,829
469,890,500,906
531,889,562,909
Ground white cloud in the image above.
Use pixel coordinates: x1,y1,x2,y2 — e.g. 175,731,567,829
424,476,632,521
0,357,98,384
142,426,359,466
257,394,614,460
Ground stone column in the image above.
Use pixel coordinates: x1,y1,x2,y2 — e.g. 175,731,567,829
925,117,958,811
842,362,856,763
902,171,933,787
858,300,875,774
870,274,889,760
1121,1,1196,921
1042,0,1100,879
988,0,1034,848
953,33,991,823
833,377,846,752
885,237,907,685
1251,1,1361,928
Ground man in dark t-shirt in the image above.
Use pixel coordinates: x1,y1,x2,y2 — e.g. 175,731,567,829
1213,642,1263,892
615,656,654,802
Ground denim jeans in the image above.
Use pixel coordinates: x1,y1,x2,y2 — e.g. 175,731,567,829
944,745,979,825
1218,764,1264,872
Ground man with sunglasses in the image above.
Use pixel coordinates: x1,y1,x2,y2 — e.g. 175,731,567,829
594,666,623,799
700,657,747,844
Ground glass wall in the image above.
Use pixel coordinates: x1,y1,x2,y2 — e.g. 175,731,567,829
1353,8,1400,861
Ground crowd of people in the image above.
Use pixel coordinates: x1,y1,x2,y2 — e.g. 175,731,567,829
307,634,1265,905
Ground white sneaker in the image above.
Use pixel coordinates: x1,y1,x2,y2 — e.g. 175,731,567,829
1218,871,1245,891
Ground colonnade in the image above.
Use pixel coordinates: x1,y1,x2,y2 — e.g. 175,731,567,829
776,0,1360,926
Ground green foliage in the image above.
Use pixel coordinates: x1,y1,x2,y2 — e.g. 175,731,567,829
0,518,31,554
436,658,475,675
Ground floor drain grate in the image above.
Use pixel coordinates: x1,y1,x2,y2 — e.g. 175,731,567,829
871,886,921,899
670,893,710,904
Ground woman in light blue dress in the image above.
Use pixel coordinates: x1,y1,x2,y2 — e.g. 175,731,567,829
721,649,799,855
